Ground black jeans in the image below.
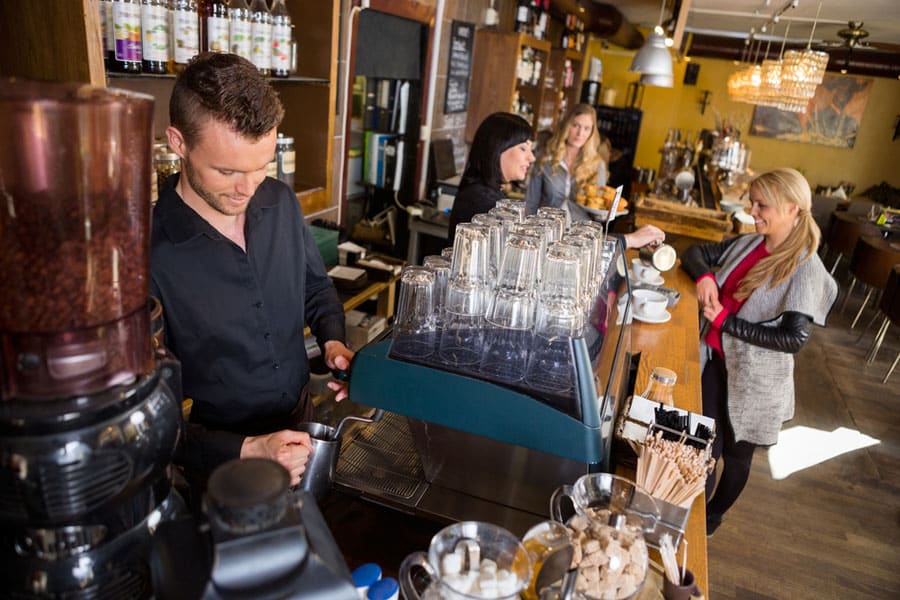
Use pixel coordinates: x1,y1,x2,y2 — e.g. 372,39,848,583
702,351,757,520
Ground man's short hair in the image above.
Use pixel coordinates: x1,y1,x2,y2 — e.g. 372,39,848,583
170,52,285,147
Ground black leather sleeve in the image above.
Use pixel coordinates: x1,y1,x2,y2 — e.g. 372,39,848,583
720,311,814,353
681,237,741,280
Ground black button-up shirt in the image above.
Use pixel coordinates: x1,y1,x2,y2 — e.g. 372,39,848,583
150,175,345,475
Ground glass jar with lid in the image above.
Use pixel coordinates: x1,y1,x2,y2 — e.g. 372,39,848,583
641,367,677,405
154,152,181,198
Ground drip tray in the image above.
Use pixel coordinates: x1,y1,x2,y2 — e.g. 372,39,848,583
335,411,428,507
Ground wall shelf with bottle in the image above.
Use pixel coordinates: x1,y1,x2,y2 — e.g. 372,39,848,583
547,46,583,129
107,72,330,85
465,31,553,143
83,0,341,221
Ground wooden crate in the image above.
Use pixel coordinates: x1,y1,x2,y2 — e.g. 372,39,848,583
634,195,733,241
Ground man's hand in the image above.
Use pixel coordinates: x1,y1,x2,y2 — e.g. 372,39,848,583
241,430,313,486
323,340,354,401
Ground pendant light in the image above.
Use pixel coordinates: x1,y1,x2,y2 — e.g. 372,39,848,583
629,0,673,87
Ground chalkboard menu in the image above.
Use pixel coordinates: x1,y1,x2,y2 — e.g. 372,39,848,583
444,20,474,115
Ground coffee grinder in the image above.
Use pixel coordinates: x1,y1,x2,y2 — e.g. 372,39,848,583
0,81,184,598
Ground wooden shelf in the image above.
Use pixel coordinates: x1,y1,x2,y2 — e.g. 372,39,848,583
465,30,583,142
107,72,330,85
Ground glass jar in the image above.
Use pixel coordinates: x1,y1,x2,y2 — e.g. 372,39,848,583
641,367,677,405
155,152,181,197
275,133,296,190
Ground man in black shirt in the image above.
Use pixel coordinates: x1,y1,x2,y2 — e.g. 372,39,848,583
150,52,352,486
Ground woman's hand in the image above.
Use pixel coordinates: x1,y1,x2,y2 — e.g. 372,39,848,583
324,340,354,401
702,296,725,323
623,225,665,249
241,430,313,486
696,276,719,309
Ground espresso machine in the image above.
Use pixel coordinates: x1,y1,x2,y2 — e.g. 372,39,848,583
0,81,185,598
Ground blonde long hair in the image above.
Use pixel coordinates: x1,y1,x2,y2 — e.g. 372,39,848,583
539,104,605,192
736,168,821,300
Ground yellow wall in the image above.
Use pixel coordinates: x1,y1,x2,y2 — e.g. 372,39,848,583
585,37,900,193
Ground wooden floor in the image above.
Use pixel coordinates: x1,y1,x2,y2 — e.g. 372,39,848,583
707,278,900,599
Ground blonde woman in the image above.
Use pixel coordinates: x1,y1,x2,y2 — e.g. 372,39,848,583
524,103,608,220
681,168,838,535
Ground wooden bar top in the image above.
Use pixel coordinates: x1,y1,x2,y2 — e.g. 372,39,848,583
621,255,709,595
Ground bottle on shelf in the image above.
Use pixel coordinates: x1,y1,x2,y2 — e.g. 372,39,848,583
514,0,530,35
249,0,272,76
170,0,199,73
228,0,252,60
535,0,549,41
141,0,170,74
203,0,230,53
270,0,291,78
100,0,114,70
111,0,143,73
532,51,542,86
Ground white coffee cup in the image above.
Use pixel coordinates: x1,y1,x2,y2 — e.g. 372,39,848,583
631,258,660,283
632,289,668,318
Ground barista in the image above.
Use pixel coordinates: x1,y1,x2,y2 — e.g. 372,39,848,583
150,53,352,489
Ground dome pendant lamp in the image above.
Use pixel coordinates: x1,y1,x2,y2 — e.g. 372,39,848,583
629,0,674,87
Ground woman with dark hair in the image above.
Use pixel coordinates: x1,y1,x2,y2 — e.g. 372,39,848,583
447,112,535,242
681,168,837,535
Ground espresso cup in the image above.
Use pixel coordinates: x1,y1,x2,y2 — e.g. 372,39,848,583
632,289,668,319
631,257,660,282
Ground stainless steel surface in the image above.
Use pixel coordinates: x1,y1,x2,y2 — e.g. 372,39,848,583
333,409,596,537
409,419,589,517
334,412,429,505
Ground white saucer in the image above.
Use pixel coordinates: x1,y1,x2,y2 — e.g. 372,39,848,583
633,309,671,324
640,274,665,286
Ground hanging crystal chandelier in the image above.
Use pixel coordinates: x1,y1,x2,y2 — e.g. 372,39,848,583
727,1,829,114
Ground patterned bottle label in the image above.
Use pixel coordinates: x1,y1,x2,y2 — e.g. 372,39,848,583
113,2,142,61
172,8,200,62
272,23,291,71
206,16,229,53
141,4,170,62
229,17,252,59
251,21,272,70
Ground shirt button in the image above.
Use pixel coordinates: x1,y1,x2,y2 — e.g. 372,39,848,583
273,362,280,370
281,393,288,400
255,301,263,308
264,332,271,340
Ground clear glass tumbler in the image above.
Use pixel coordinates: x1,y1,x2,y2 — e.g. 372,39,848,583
391,266,437,359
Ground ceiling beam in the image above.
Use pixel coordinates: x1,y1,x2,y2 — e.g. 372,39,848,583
672,0,692,50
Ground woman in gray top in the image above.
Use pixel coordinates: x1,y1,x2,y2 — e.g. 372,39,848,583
524,103,609,220
681,168,838,535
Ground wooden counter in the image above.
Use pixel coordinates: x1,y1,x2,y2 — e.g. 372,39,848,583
620,256,709,595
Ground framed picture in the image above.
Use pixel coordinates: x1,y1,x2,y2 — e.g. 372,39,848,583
749,74,873,148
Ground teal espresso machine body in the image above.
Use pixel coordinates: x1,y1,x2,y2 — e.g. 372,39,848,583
344,240,633,530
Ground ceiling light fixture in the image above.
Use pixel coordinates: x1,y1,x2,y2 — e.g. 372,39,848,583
629,0,674,87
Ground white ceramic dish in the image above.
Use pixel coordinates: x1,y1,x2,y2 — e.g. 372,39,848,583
640,273,665,286
633,309,672,324
582,206,629,220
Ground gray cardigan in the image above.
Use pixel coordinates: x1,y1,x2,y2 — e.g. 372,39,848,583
704,234,837,445
524,158,607,219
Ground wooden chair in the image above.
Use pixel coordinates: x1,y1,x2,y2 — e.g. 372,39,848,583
811,194,842,254
843,236,900,328
826,213,882,277
865,265,900,365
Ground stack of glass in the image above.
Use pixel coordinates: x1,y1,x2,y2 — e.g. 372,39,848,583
390,199,625,402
